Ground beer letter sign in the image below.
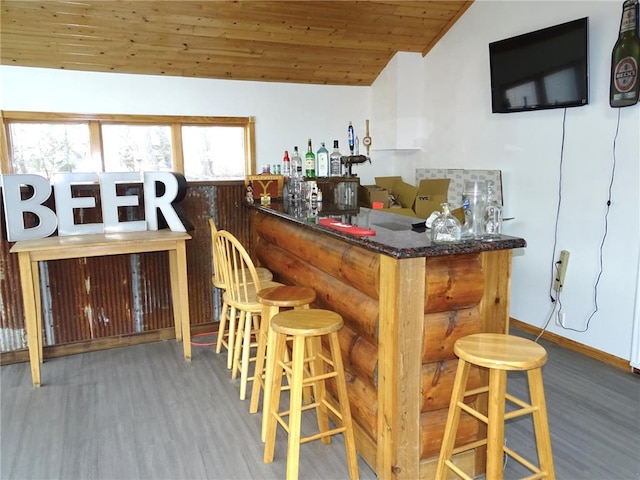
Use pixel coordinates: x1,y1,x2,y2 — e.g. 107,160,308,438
0,172,187,241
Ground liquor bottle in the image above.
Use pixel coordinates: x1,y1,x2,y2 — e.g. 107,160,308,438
348,122,355,154
245,181,254,204
282,150,291,177
290,146,303,200
304,138,316,178
330,140,342,177
431,203,461,243
483,180,503,238
316,142,329,177
610,0,640,107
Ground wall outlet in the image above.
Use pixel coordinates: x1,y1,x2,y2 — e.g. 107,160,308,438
553,250,570,292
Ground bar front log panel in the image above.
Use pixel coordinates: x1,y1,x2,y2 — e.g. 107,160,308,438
252,205,525,480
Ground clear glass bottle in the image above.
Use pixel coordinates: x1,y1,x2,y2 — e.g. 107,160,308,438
431,203,462,243
483,180,503,238
330,140,342,177
304,138,316,178
316,142,329,177
282,150,291,177
290,146,303,201
461,180,487,238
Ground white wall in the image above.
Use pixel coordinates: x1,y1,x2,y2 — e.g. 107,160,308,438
381,0,639,360
1,0,638,360
0,67,371,171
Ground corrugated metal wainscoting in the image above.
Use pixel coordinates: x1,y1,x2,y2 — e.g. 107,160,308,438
0,181,251,362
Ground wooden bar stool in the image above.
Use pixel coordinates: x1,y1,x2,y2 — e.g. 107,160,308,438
263,309,359,480
249,285,316,442
435,333,555,480
213,230,282,400
209,219,273,370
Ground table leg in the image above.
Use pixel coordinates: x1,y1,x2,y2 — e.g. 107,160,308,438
169,241,191,360
169,248,182,342
18,253,41,387
31,259,43,364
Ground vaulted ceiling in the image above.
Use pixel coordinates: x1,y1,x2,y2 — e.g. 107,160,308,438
1,1,472,86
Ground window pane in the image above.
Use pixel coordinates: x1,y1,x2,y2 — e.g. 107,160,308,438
102,125,173,172
505,81,538,109
182,126,245,180
9,123,93,178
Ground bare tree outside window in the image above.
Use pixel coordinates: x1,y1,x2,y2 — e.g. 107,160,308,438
102,125,172,172
9,123,94,178
3,113,255,179
182,126,245,180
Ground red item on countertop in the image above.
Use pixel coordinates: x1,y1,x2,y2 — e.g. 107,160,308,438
318,218,376,236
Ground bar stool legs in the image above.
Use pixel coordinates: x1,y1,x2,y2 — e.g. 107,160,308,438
263,309,359,480
435,333,555,480
249,285,316,442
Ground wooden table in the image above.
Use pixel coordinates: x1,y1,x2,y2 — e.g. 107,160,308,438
10,230,192,387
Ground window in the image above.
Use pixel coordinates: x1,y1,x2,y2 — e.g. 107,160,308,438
102,124,173,173
182,126,246,180
9,122,92,177
1,112,256,180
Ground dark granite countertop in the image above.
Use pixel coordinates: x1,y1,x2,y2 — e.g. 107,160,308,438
251,201,526,259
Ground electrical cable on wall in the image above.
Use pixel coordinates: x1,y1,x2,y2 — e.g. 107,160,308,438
547,108,567,305
537,108,567,343
562,108,621,333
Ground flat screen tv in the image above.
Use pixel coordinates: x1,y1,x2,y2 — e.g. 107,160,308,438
489,17,589,113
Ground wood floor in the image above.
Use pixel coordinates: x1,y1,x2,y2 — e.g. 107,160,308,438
1,328,639,480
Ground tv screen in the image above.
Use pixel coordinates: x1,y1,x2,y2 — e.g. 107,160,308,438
489,18,589,113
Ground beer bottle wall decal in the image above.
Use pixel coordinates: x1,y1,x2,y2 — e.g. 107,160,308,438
610,0,640,107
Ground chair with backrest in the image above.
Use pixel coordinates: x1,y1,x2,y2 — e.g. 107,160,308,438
209,218,273,369
213,229,282,400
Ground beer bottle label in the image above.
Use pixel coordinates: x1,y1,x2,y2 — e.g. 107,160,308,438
622,8,636,32
613,56,638,99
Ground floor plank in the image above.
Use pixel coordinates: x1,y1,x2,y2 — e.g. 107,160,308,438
1,336,376,480
1,329,639,479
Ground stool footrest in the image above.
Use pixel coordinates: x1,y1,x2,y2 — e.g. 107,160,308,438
457,401,488,424
451,438,488,456
504,444,544,477
464,385,489,397
443,460,474,480
300,426,347,445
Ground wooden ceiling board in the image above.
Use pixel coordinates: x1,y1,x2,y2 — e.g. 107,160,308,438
1,0,473,86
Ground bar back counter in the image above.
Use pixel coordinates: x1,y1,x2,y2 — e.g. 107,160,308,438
250,202,526,480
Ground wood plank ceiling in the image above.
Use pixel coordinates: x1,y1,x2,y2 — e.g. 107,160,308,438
1,0,472,86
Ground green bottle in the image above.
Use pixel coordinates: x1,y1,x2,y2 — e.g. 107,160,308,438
304,138,316,178
610,0,640,107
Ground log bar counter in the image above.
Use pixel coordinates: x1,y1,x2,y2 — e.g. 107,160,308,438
250,202,526,480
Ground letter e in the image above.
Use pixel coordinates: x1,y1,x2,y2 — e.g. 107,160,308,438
53,173,104,236
99,172,146,233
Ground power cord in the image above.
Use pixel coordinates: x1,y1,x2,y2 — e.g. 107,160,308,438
562,107,620,333
548,108,567,305
537,108,567,342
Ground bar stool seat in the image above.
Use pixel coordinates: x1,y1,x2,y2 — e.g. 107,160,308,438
249,285,316,442
435,333,555,480
263,309,358,480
